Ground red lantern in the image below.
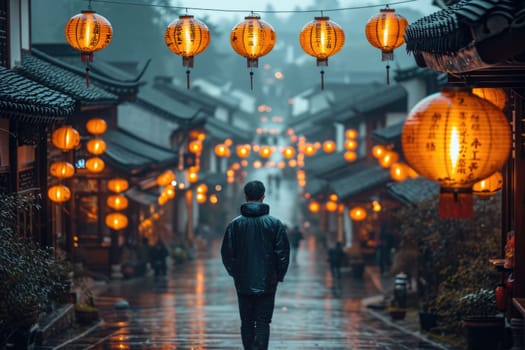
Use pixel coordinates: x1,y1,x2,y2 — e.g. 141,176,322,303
86,138,106,155
165,15,210,89
230,15,276,90
299,16,345,89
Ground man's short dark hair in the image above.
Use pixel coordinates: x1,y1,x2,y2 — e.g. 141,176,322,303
244,180,265,201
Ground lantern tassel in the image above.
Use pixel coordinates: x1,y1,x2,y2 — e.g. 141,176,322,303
186,70,191,90
85,67,90,88
320,70,325,90
386,65,390,85
250,70,254,91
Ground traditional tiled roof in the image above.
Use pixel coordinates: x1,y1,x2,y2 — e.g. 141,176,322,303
31,45,145,99
19,52,118,106
102,128,178,174
204,116,253,144
289,82,406,128
386,177,439,205
329,162,391,200
404,0,524,72
137,85,202,122
0,66,75,124
372,122,404,146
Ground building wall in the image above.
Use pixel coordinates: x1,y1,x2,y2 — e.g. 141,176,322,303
118,102,179,149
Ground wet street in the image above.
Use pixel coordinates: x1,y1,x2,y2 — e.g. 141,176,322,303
39,234,453,350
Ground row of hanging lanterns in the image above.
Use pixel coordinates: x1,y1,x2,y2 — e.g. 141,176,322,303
65,4,408,89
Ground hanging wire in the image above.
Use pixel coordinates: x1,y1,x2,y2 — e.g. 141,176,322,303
90,0,417,13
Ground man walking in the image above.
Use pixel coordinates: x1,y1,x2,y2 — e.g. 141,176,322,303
221,180,290,350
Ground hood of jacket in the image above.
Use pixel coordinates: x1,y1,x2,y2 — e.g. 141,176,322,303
240,202,269,217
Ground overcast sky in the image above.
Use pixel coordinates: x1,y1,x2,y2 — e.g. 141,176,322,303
175,0,438,21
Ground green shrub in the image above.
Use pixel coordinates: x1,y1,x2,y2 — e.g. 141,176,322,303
0,194,72,346
392,194,501,335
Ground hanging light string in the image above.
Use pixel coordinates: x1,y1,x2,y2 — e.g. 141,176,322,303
89,0,417,14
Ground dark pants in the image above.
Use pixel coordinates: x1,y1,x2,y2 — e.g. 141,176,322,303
237,292,276,350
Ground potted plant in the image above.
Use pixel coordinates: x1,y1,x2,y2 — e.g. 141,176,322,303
392,194,502,342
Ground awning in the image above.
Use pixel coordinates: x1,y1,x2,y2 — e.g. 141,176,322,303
0,66,75,124
125,187,158,206
102,129,179,174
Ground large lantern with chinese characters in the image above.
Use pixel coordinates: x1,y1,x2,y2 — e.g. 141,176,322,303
401,88,511,217
65,8,112,86
230,15,276,90
365,7,408,84
299,16,345,89
165,15,210,89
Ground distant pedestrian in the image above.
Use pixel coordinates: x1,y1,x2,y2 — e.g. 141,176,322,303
221,180,290,350
149,239,169,277
327,241,345,289
287,225,304,265
377,224,393,275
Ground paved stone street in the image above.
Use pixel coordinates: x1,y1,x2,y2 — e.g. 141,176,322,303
36,233,458,350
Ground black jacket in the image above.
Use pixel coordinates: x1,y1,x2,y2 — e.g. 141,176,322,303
221,201,290,295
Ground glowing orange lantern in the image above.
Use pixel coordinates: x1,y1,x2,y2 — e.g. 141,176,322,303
163,185,176,199
165,15,210,89
372,200,382,212
345,129,358,139
259,146,273,158
325,201,338,212
196,193,207,204
65,8,113,86
214,144,231,158
309,200,321,213
85,157,105,173
282,146,296,159
105,212,128,230
188,140,202,154
107,178,129,193
472,88,507,110
48,185,71,203
156,170,175,187
344,151,357,162
209,194,219,204
378,151,399,168
344,139,358,151
230,15,276,90
86,138,106,155
349,206,367,221
107,194,128,210
372,145,386,159
85,118,107,135
236,145,251,158
390,162,409,182
187,168,199,183
402,88,511,218
322,141,336,153
304,144,317,157
299,16,345,89
365,7,408,84
50,161,75,179
472,171,503,199
52,126,80,151
196,184,208,194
